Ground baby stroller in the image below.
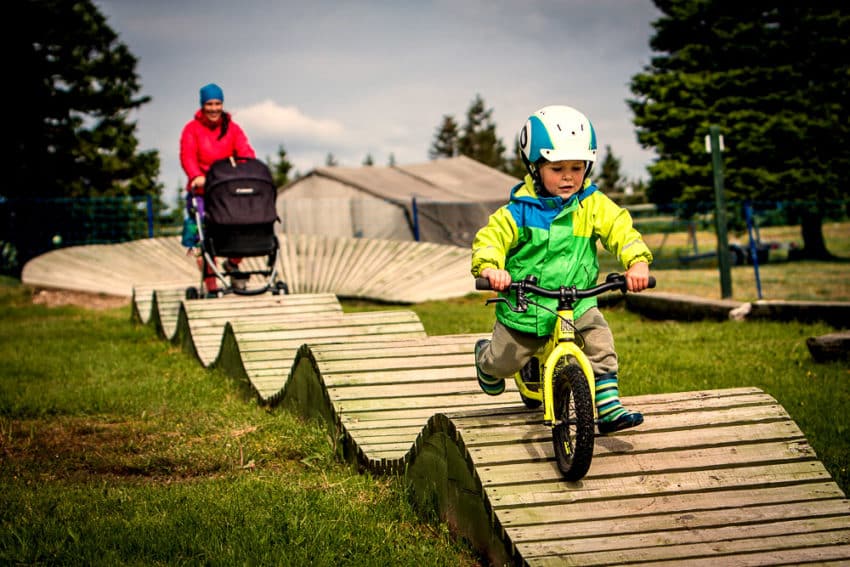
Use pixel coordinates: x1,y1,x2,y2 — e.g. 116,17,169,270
184,156,288,299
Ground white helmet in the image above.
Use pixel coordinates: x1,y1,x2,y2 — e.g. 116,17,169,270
518,105,598,179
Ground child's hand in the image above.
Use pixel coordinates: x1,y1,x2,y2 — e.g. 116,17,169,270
481,268,512,291
625,262,650,292
190,176,206,189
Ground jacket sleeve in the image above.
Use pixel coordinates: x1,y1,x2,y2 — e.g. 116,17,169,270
471,206,518,277
179,122,203,181
593,195,654,269
229,122,256,159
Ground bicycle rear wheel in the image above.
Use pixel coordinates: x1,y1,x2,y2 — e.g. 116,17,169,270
552,361,595,481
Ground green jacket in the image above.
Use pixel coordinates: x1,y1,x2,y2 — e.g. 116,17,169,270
471,175,653,336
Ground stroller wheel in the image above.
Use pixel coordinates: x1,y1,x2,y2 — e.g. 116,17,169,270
185,287,199,300
274,281,289,295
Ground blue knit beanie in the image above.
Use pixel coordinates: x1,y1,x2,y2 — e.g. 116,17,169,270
199,83,224,106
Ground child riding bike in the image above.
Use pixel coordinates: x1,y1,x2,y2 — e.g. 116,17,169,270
471,104,654,435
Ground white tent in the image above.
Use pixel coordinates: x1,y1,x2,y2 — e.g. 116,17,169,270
276,156,521,247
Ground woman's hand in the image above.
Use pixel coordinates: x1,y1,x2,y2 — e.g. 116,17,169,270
190,175,206,189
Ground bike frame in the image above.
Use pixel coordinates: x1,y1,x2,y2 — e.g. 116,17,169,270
512,302,597,427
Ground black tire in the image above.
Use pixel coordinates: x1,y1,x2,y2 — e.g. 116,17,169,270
518,358,542,409
185,287,199,300
551,361,595,481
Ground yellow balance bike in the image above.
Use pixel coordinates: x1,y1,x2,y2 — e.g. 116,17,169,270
475,273,655,481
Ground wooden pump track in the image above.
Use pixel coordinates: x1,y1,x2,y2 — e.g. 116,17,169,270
24,236,850,565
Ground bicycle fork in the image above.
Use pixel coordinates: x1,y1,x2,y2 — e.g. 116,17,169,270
542,307,597,426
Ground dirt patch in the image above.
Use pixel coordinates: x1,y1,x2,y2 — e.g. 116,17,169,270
31,288,130,310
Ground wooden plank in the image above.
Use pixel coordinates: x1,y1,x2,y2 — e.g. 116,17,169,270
508,500,850,542
498,483,847,526
531,532,850,566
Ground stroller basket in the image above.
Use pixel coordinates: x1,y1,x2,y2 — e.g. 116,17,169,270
205,223,277,257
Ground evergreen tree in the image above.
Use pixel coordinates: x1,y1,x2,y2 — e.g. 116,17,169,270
429,115,460,159
6,0,163,274
270,145,293,187
15,0,160,200
458,94,508,170
388,153,396,167
504,138,527,180
596,145,626,195
363,153,375,166
325,153,339,167
629,1,850,258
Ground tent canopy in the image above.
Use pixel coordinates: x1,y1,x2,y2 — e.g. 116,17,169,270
277,156,521,246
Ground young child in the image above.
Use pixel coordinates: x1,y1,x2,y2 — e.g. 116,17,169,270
471,104,653,434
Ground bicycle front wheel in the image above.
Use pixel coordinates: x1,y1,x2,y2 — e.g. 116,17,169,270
551,361,595,481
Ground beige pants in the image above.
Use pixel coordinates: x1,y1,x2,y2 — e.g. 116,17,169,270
477,307,618,378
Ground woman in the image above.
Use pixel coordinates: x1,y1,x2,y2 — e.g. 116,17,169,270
180,82,256,294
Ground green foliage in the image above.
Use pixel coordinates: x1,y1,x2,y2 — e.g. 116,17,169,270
11,0,165,273
269,144,295,187
429,115,460,159
630,2,850,209
596,145,627,194
15,0,161,200
430,95,510,171
458,94,508,170
504,138,526,180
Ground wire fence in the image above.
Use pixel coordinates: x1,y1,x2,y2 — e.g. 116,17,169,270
0,195,180,276
2,195,847,277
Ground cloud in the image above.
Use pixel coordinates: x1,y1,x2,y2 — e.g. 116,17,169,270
234,100,345,147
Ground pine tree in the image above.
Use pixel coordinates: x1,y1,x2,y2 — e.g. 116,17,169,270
14,0,160,200
629,1,850,258
596,145,626,195
325,153,339,167
504,138,527,180
363,154,375,166
457,94,507,170
429,115,460,159
270,145,293,187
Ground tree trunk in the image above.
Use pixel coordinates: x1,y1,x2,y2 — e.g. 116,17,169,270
799,208,833,260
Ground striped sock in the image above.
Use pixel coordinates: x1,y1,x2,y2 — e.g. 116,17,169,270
595,373,630,423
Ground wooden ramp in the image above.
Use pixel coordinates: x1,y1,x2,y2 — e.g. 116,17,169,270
24,234,474,303
121,280,850,564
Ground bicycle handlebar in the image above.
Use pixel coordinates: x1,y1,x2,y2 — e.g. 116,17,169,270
475,272,656,304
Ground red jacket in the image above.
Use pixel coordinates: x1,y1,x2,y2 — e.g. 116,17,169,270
179,110,256,193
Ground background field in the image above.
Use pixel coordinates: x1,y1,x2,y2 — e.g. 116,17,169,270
1,221,848,565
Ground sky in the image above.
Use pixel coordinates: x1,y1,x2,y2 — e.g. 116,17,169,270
93,0,662,207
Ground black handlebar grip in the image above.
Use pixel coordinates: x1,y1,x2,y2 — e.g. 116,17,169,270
648,276,657,289
475,277,492,290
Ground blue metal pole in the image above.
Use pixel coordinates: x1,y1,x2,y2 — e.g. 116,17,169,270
744,200,763,299
411,196,420,241
146,195,154,238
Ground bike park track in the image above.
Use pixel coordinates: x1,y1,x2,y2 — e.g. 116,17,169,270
22,235,850,566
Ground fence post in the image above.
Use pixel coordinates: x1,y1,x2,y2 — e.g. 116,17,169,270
707,125,732,298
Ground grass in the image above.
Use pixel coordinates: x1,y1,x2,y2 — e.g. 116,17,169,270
600,221,850,302
0,281,480,567
2,221,849,564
